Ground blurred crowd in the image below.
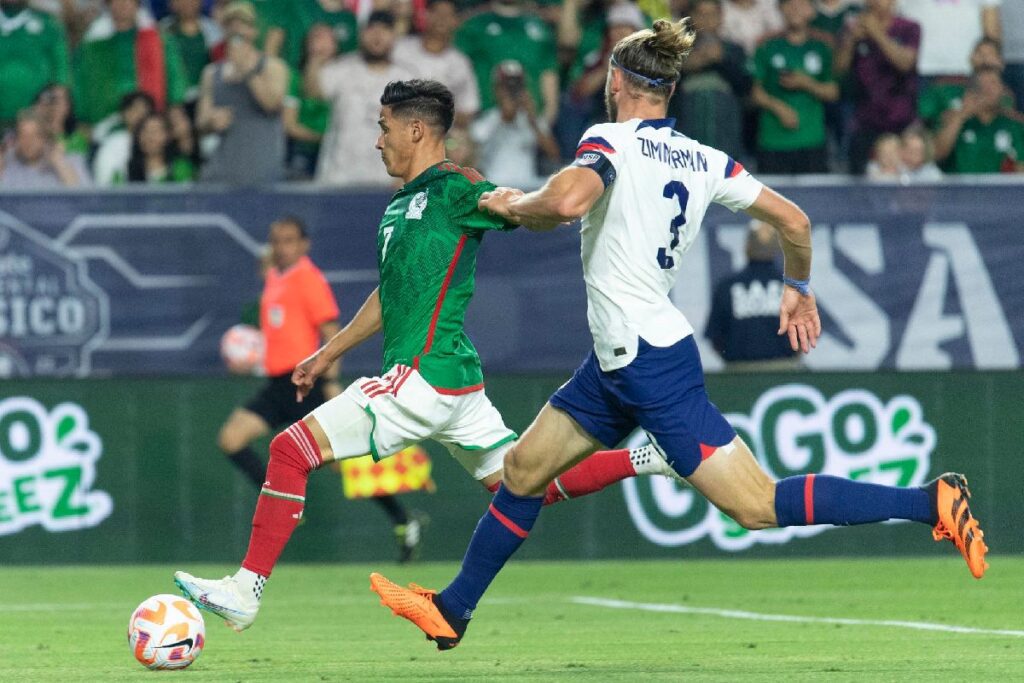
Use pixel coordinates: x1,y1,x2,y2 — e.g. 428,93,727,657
1,0,1023,189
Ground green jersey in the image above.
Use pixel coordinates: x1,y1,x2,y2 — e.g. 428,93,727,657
377,162,513,391
456,12,557,113
950,114,1024,174
753,33,834,151
919,82,1016,130
0,9,69,125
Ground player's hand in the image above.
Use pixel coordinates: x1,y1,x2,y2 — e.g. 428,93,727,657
291,351,329,402
478,187,525,220
778,286,821,354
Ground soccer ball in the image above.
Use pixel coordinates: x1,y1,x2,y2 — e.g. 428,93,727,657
127,594,205,670
220,323,265,374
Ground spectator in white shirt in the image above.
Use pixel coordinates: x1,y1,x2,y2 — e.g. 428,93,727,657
470,60,559,188
721,0,784,55
308,10,412,187
899,0,1001,77
393,0,479,127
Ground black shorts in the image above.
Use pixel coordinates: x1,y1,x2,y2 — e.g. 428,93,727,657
244,373,327,429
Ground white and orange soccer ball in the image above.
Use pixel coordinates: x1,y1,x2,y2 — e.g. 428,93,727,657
127,594,206,670
220,323,265,375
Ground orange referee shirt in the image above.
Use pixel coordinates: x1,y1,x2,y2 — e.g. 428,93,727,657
260,256,340,376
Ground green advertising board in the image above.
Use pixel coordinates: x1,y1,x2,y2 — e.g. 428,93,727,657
0,373,1020,565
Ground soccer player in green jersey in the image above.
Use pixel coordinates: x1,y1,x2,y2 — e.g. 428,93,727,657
174,79,679,631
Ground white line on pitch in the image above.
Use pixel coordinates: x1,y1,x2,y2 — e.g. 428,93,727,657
570,596,1024,638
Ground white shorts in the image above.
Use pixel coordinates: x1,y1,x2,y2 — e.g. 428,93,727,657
309,364,516,481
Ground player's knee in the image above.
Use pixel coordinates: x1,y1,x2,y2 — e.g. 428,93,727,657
268,423,322,473
501,447,544,496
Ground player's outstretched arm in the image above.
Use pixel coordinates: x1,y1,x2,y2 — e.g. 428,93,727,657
744,187,821,354
479,166,605,231
292,288,382,400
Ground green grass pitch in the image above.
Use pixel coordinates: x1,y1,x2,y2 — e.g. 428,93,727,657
3,558,1021,681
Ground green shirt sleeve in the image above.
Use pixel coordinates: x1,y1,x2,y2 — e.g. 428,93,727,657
453,178,516,233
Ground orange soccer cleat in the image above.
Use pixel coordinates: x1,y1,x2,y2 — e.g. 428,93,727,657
369,573,466,650
928,473,989,579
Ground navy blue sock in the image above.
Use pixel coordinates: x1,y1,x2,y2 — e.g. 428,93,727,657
439,485,543,619
774,474,934,527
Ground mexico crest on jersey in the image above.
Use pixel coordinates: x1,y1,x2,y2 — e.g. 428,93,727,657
405,191,429,220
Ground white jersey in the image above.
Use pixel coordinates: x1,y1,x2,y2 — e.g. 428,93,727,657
572,118,764,371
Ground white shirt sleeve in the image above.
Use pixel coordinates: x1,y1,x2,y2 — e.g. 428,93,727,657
706,147,764,212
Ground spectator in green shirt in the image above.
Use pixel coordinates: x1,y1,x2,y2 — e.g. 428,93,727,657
751,0,838,173
159,0,224,100
934,66,1024,173
456,0,560,126
264,0,358,69
73,0,189,124
0,0,70,129
284,23,335,179
919,38,1012,131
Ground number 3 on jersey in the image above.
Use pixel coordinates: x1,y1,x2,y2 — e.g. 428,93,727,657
657,181,689,270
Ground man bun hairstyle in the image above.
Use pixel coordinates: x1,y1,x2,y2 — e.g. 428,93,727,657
380,79,455,135
611,18,696,97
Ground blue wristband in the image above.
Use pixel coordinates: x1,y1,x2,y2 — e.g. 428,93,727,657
783,276,811,296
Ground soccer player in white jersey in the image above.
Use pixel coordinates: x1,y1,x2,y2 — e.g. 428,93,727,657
372,19,989,650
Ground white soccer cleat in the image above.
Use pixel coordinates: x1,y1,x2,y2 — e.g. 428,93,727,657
173,571,259,632
630,443,688,485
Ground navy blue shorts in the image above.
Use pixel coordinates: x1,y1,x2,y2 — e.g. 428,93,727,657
549,336,736,478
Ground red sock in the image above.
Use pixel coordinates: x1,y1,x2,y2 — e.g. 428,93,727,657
241,421,321,577
543,449,635,505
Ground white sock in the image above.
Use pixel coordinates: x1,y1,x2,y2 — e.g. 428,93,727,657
629,444,662,475
234,568,266,603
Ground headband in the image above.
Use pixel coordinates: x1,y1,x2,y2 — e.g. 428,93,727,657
610,55,673,88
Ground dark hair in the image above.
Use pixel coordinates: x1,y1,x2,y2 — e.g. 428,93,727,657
272,215,309,239
366,9,396,27
33,83,78,137
425,0,456,8
127,113,178,182
380,79,455,134
120,90,157,114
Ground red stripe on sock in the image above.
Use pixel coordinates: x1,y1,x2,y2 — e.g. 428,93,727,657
488,503,528,539
804,473,816,525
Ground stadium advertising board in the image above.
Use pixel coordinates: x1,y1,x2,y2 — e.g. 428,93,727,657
623,384,934,551
0,183,1020,376
1,372,1019,563
0,396,112,536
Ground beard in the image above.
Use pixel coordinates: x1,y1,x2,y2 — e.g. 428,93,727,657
360,45,389,64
